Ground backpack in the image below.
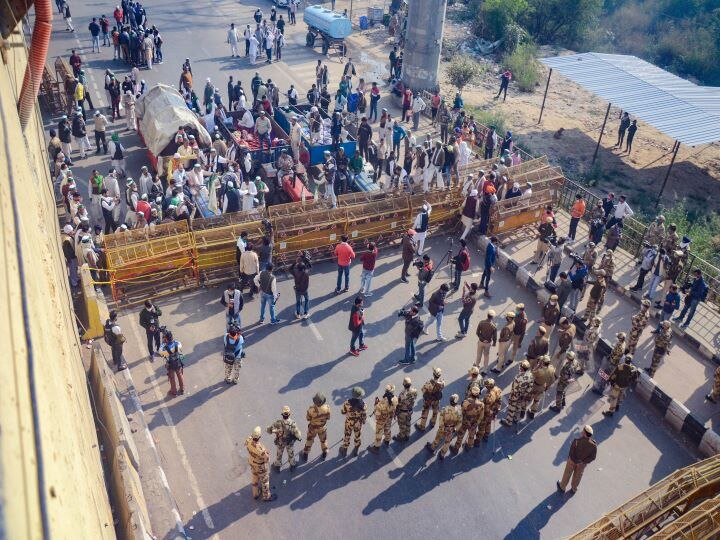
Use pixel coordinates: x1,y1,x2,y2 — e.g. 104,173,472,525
460,248,470,271
223,337,238,364
103,320,115,346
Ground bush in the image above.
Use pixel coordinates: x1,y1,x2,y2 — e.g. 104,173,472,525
467,107,508,139
474,0,528,40
446,56,485,93
504,43,541,91
657,201,720,264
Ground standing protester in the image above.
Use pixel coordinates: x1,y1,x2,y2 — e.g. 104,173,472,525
348,296,367,356
222,324,244,385
400,229,417,283
334,234,355,294
227,23,239,57
452,239,470,291
159,329,184,396
605,194,634,230
244,427,276,502
400,306,424,364
255,264,281,325
414,254,434,307
104,309,127,371
614,112,631,149
424,283,449,342
481,236,498,297
302,393,331,461
412,202,431,255
138,299,162,360
239,244,260,299
495,69,512,101
456,282,479,338
625,120,638,153
557,425,597,493
290,257,310,319
673,269,708,328
359,242,378,296
221,282,243,328
339,387,367,457
568,194,585,242
267,406,302,471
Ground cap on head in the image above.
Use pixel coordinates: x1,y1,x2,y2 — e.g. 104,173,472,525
281,405,291,415
470,385,481,396
583,425,593,436
403,377,412,386
385,384,396,393
432,367,442,378
516,303,525,310
520,360,531,370
484,378,495,387
662,320,671,329
542,355,551,365
592,316,602,325
506,311,516,319
449,393,460,404
352,386,365,398
251,426,262,439
566,351,576,360
596,269,606,277
469,366,479,376
617,332,626,340
641,299,651,307
550,294,558,301
313,392,326,406
538,326,547,335
487,309,496,318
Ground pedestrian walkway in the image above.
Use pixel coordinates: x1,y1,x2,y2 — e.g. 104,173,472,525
500,209,720,431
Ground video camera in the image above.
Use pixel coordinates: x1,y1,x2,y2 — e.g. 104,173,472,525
412,258,425,269
261,218,273,235
398,309,413,318
568,252,584,265
540,234,558,246
158,325,169,337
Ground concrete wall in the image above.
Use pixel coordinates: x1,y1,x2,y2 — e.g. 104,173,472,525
402,0,447,90
0,26,114,539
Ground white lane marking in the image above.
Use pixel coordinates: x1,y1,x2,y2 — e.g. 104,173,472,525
308,321,324,341
365,417,404,468
129,324,216,531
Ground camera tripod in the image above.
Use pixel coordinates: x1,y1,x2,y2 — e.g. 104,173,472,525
437,237,455,290
532,245,553,282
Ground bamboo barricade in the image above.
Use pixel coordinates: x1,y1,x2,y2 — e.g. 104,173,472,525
101,157,560,307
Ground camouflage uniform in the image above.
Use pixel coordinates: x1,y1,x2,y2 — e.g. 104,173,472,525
707,367,720,403
582,245,598,271
464,367,482,400
244,428,274,501
394,379,417,440
501,361,534,425
626,303,651,355
575,317,601,372
604,358,638,415
598,252,615,284
644,220,665,250
371,385,398,450
452,387,485,452
662,229,679,255
551,352,579,410
583,275,606,321
608,335,626,368
416,368,445,431
647,325,672,376
553,319,576,363
476,379,502,442
302,394,331,458
426,395,462,457
661,251,684,298
267,407,302,469
529,356,556,416
340,388,367,453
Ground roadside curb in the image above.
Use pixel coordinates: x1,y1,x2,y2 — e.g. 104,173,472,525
475,235,720,457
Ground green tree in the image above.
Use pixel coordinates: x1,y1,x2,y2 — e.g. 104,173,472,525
520,0,603,46
446,56,485,94
476,0,528,40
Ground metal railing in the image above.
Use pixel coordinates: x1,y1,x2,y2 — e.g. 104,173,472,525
558,177,720,306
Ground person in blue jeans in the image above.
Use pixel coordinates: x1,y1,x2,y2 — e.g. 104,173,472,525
456,283,479,337
480,236,498,297
673,269,707,328
290,259,310,319
348,296,366,356
654,284,680,332
334,234,355,293
452,239,470,291
400,306,424,364
254,263,281,324
414,254,433,306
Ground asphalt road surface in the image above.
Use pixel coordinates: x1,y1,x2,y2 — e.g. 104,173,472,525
118,235,700,540
42,1,700,538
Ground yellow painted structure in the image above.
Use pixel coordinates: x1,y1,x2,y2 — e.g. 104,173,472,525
0,27,114,539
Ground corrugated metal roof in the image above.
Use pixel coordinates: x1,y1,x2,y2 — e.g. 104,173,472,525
540,53,720,146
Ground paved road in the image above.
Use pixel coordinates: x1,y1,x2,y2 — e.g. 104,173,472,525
118,235,700,539
42,1,701,538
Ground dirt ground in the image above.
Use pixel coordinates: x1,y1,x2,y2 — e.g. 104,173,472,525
342,0,720,215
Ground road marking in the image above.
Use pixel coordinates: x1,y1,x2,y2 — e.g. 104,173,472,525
129,324,216,531
308,320,324,341
365,417,404,467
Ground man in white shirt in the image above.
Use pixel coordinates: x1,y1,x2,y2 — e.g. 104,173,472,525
238,107,255,130
139,165,153,196
606,195,634,230
227,23,240,57
239,177,258,211
289,116,303,161
243,24,253,57
411,93,426,131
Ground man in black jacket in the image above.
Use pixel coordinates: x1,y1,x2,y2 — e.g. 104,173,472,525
290,258,310,319
139,299,162,360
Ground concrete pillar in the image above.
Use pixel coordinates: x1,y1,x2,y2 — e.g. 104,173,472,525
402,0,447,91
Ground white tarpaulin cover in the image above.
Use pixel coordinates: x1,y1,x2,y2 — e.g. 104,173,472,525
136,84,211,156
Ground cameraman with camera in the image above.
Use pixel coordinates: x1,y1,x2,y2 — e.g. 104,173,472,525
531,216,556,265
413,254,434,307
159,329,184,396
290,251,312,319
139,299,162,361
